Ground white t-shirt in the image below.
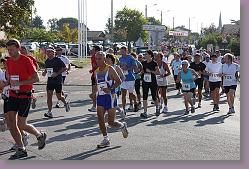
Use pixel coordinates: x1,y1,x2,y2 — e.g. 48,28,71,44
0,70,9,97
222,63,240,86
172,60,182,75
217,56,223,63
58,55,70,77
205,62,222,82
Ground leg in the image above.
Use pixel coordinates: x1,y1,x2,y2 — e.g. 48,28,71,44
161,87,168,106
121,89,127,110
47,90,54,112
17,116,41,137
142,83,149,113
97,106,108,136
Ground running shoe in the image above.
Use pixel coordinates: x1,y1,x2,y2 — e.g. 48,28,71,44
191,107,195,113
140,112,148,118
184,110,189,115
31,98,37,109
88,107,97,112
155,108,160,116
162,106,168,114
97,139,110,148
198,102,201,108
44,112,53,118
37,132,47,150
9,148,27,160
121,122,129,138
134,104,139,112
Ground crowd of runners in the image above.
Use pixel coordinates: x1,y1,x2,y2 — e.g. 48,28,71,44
0,38,240,159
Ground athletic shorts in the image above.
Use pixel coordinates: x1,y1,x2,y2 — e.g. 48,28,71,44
209,81,221,92
224,85,237,94
97,94,117,111
47,83,63,93
195,78,204,90
182,88,196,94
121,81,135,93
6,97,31,117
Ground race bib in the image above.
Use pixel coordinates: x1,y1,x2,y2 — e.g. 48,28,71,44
97,82,108,95
10,75,20,90
144,73,152,82
123,70,128,76
156,75,164,82
210,73,220,81
182,83,190,91
47,68,54,77
224,75,233,83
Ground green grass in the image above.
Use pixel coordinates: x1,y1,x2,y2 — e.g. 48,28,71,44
70,58,91,68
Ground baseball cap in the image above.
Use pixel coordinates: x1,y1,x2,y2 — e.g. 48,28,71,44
46,47,55,52
181,60,189,65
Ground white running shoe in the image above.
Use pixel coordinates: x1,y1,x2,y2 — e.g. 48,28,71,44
121,122,129,138
88,107,97,112
97,138,110,148
162,106,168,113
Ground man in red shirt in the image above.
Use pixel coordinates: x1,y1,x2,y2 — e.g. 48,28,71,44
3,39,47,160
20,46,39,109
88,45,101,112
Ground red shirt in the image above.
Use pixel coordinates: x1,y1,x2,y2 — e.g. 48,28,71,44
27,55,38,70
91,54,97,77
7,54,37,98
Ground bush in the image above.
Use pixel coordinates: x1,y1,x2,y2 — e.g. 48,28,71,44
33,50,47,68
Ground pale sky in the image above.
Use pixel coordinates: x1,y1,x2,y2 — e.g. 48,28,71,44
34,0,240,33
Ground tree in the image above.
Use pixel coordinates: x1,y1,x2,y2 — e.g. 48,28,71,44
59,23,78,44
47,18,59,32
57,17,78,31
0,0,35,38
24,28,59,44
114,7,147,47
202,23,218,35
105,18,112,35
147,17,161,25
31,15,45,29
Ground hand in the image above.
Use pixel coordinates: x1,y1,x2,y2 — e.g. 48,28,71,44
66,70,69,75
103,88,111,94
51,72,58,78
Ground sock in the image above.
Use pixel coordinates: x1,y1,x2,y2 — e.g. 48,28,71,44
103,135,109,140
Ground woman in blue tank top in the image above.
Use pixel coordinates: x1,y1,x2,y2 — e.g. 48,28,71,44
176,60,199,115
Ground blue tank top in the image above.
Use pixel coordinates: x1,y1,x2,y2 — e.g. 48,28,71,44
96,65,115,95
180,69,196,89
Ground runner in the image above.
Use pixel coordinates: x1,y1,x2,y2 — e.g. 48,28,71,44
93,51,128,148
202,53,211,97
106,53,126,120
205,54,223,111
88,45,101,112
20,46,39,109
155,52,171,113
176,60,199,115
171,52,182,95
0,57,30,151
55,46,71,108
140,50,161,118
189,53,206,108
131,52,143,110
119,46,138,114
222,53,240,115
4,39,47,159
42,47,70,118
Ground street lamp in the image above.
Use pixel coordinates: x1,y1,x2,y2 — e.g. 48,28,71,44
157,9,171,25
145,3,157,19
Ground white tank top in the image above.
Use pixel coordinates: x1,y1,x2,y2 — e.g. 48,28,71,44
156,64,168,86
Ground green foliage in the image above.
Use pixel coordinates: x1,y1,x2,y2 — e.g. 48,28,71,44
47,18,59,32
31,15,45,29
105,18,112,35
33,49,46,68
59,24,78,44
228,36,240,56
114,7,147,43
24,28,59,44
147,17,161,25
57,17,78,31
0,0,34,38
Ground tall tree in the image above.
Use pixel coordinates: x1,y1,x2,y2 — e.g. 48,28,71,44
202,23,218,35
59,23,78,44
31,15,45,29
47,18,59,32
114,7,147,46
147,17,161,25
0,0,35,38
57,17,78,31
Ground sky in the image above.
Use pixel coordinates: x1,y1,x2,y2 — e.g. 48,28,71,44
34,0,240,33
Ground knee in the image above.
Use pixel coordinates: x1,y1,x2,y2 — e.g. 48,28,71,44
17,121,26,130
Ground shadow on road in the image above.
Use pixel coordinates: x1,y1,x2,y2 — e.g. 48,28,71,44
62,146,121,160
195,114,232,127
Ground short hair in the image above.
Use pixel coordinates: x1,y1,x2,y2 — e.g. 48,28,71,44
6,39,21,48
157,52,164,59
106,53,116,64
146,50,154,58
92,45,101,52
130,52,137,58
120,46,127,50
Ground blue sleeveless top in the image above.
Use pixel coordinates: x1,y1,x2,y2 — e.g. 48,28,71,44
180,69,196,89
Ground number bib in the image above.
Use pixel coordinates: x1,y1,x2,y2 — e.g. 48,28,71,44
156,75,164,82
210,73,220,81
10,75,20,90
182,83,191,91
47,68,54,77
144,73,152,82
97,82,108,95
224,75,233,83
